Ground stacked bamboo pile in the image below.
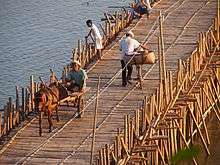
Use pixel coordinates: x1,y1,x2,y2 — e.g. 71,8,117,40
0,76,38,140
95,15,220,165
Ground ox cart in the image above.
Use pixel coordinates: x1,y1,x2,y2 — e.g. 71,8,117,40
35,78,90,136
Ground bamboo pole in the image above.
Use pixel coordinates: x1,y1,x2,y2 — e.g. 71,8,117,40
30,75,34,112
105,144,110,165
8,98,12,131
174,120,198,165
195,95,210,145
217,0,219,41
0,113,2,137
78,40,81,61
3,106,7,135
159,12,167,106
187,104,210,155
90,76,100,165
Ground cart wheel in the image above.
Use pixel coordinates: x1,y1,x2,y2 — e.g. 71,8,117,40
77,96,84,118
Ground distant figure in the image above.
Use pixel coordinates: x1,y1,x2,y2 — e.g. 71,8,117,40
65,60,88,92
119,31,148,87
127,3,141,20
85,20,103,60
134,0,152,17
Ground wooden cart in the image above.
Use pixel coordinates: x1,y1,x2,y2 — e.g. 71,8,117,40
58,87,90,118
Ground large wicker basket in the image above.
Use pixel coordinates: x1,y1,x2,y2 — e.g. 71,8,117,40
129,50,156,65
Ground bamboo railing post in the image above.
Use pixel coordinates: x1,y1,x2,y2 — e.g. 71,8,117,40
21,88,25,121
30,75,34,112
3,105,7,135
78,40,82,61
217,0,219,41
99,149,104,165
12,104,16,128
25,88,29,115
105,144,110,165
90,76,100,165
102,147,107,165
127,114,131,151
8,97,13,131
124,114,128,146
187,104,210,155
159,12,168,106
0,113,2,137
135,109,140,137
15,86,19,111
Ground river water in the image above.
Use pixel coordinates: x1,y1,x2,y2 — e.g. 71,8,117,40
0,0,130,108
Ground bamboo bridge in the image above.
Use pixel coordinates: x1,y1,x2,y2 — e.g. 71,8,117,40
0,0,219,164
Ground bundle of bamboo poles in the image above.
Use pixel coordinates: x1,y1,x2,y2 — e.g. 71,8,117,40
0,75,39,139
95,15,220,165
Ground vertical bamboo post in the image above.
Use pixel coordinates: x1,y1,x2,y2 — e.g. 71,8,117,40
142,96,147,132
217,0,219,41
159,12,167,106
102,147,107,165
158,36,162,83
159,12,166,80
90,76,100,165
99,149,104,165
135,109,140,137
0,113,2,137
26,88,30,115
30,75,34,112
169,71,173,100
15,86,19,111
127,114,131,151
78,40,81,61
124,114,128,145
21,88,25,121
8,97,13,131
3,105,7,135
12,104,16,128
105,144,110,165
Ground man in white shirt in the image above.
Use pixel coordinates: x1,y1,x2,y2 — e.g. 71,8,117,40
85,20,103,60
119,31,148,87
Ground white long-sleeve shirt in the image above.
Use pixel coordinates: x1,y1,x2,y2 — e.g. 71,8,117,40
119,36,140,59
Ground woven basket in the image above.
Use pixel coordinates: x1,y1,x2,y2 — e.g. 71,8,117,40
129,50,156,65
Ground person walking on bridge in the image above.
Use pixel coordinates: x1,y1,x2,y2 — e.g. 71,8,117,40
85,19,103,60
119,31,148,87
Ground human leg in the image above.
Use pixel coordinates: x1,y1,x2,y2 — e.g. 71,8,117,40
97,49,102,60
127,64,133,84
121,60,127,87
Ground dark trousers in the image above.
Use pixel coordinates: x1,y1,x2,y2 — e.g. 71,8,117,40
121,60,133,86
137,6,150,16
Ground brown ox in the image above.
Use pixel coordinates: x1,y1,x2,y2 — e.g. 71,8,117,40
34,82,68,136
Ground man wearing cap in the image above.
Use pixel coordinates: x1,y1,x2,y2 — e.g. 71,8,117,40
65,60,88,92
85,19,103,60
119,31,148,87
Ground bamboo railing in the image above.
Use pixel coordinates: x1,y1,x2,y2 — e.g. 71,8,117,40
0,75,39,140
95,16,220,165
